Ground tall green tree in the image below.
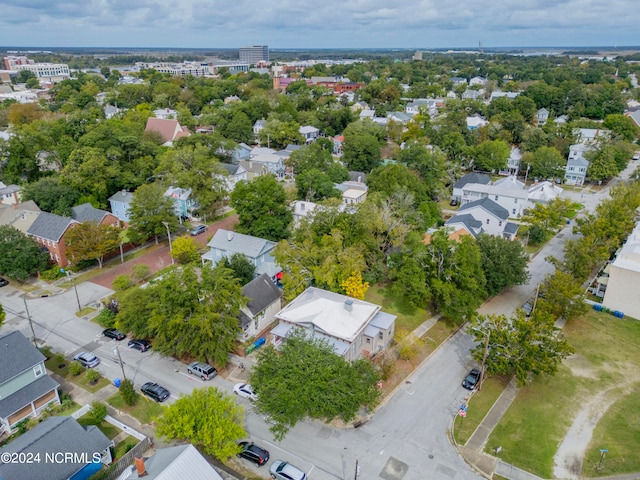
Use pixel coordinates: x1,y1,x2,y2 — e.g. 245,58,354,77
127,183,179,244
476,235,530,296
230,175,292,241
0,226,50,280
21,177,80,216
536,271,588,321
220,253,256,286
156,387,245,460
524,146,565,180
468,310,574,387
341,119,385,172
473,140,511,173
65,222,121,268
250,330,381,440
295,168,341,201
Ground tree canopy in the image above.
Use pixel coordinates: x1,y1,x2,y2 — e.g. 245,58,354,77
476,234,530,296
127,183,179,244
65,222,121,268
250,330,381,440
0,226,50,280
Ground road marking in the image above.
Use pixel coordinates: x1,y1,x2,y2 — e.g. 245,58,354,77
178,371,204,383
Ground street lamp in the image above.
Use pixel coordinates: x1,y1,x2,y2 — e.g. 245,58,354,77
60,268,81,312
161,221,174,265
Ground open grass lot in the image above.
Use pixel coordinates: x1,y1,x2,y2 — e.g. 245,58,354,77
453,375,511,445
365,283,433,332
112,436,139,460
45,358,111,393
107,392,165,425
485,310,640,478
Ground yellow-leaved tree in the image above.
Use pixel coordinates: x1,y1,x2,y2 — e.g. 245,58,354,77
341,272,369,300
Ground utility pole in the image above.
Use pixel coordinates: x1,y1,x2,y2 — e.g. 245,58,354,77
113,345,127,381
61,269,81,313
479,329,491,391
354,460,360,479
161,221,174,265
23,296,37,347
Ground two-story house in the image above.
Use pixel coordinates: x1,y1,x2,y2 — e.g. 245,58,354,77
253,119,266,140
335,180,368,206
299,125,320,144
454,198,519,239
26,212,78,266
0,183,20,205
0,331,60,436
71,203,120,227
201,229,281,282
144,117,190,146
0,201,41,234
537,108,550,126
270,287,396,361
217,163,248,192
0,416,113,480
242,147,286,179
164,186,197,220
108,190,134,225
451,173,491,204
239,273,283,341
565,156,589,186
457,176,528,218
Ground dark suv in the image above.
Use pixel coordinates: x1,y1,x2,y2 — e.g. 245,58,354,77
128,339,151,352
187,361,217,380
462,368,481,390
237,441,270,466
141,382,170,402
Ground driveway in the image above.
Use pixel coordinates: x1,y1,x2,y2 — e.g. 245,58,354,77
89,214,238,289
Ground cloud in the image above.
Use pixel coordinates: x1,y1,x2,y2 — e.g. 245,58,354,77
0,0,638,47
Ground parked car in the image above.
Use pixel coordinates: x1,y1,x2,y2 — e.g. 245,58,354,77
522,300,534,317
128,339,151,352
102,328,125,341
140,382,170,402
449,198,459,207
190,224,207,236
187,361,217,380
237,441,270,466
0,277,8,287
269,460,307,480
462,368,481,390
233,383,258,401
633,153,639,161
73,352,100,368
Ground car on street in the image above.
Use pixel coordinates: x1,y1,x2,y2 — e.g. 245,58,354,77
522,300,534,317
0,277,8,287
73,352,100,368
140,382,170,402
128,339,151,352
237,441,270,466
633,153,639,161
269,460,307,480
190,224,207,236
187,361,217,380
102,328,125,341
233,383,258,401
462,368,481,390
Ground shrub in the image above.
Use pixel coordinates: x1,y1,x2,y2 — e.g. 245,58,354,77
119,379,138,406
39,345,53,360
89,401,107,422
40,267,64,281
95,308,116,328
112,274,132,291
131,264,150,283
69,361,84,376
86,369,101,384
375,351,396,381
54,353,67,367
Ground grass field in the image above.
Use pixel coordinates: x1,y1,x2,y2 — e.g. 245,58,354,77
107,392,165,425
77,413,120,440
365,283,433,333
485,310,640,478
45,357,111,393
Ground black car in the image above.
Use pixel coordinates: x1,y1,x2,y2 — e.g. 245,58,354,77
128,339,151,352
0,277,8,287
449,198,459,207
462,368,481,390
237,441,270,466
103,328,126,341
140,382,170,402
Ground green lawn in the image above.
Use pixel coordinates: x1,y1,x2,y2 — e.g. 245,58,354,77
45,358,111,393
486,310,640,478
77,413,120,440
365,283,433,333
107,392,165,425
113,436,139,461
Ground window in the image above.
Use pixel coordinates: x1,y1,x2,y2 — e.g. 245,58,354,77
486,219,490,224
499,221,502,227
512,209,516,215
494,195,499,201
378,332,384,340
366,337,371,344
33,364,43,377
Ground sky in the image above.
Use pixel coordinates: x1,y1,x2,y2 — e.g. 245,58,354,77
1,0,639,50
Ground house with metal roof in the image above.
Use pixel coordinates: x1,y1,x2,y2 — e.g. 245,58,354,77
120,444,223,480
270,287,396,361
0,416,112,480
26,211,78,266
0,331,60,437
239,273,283,340
201,229,281,282
299,125,320,144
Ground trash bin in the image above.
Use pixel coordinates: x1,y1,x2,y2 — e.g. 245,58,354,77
113,378,121,388
254,337,266,348
593,304,602,311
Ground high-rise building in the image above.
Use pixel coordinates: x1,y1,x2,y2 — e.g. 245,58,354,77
239,46,269,65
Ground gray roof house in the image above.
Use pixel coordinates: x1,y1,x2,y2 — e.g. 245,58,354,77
457,198,519,240
444,214,484,238
565,156,589,186
270,287,396,361
239,273,283,340
0,331,60,436
26,212,79,266
120,444,223,480
217,163,248,192
0,183,20,205
108,190,135,224
0,416,113,480
452,173,491,202
71,202,119,225
201,229,281,281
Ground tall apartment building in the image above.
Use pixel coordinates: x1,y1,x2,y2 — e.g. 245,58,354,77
239,46,269,65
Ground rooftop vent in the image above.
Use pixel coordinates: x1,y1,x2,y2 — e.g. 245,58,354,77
345,299,353,312
227,231,234,241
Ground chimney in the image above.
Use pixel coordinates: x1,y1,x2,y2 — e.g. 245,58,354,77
227,231,234,241
121,190,127,197
134,457,147,477
344,299,353,312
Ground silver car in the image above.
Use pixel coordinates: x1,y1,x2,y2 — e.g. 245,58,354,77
269,460,307,480
73,352,100,368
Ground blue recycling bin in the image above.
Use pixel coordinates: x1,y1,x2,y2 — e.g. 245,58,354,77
254,337,266,348
593,303,602,311
113,378,121,388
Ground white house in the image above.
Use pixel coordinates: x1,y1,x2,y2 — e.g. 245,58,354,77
405,99,438,117
239,273,283,340
216,163,247,192
466,115,488,130
602,221,640,319
507,147,522,175
452,173,491,203
456,175,528,218
269,287,396,361
527,181,563,206
335,180,368,206
537,108,550,126
299,125,320,143
564,156,589,186
469,76,488,86
246,147,286,179
455,198,519,239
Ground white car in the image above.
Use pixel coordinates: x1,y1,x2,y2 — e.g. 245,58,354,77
233,383,258,401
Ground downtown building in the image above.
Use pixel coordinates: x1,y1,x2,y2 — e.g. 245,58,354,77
239,45,269,65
